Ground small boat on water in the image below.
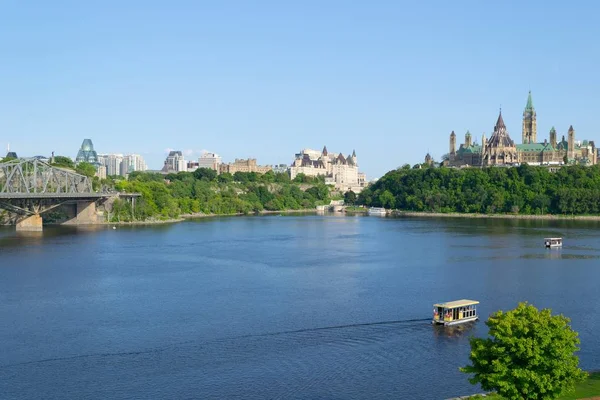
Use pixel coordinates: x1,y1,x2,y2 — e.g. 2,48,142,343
432,299,479,326
367,207,387,216
544,237,562,248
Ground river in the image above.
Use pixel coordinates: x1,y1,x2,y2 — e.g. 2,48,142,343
1,214,599,399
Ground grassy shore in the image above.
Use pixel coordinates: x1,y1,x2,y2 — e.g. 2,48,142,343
344,206,368,214
466,371,600,399
392,210,600,221
181,209,316,219
99,209,317,225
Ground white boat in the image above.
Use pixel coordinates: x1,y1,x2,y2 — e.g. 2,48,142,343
432,299,479,326
367,207,387,216
544,237,562,248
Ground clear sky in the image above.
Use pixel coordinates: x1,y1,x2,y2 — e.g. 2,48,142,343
1,1,599,178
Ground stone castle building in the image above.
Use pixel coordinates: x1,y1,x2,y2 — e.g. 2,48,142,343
290,146,366,193
444,92,597,167
219,158,272,175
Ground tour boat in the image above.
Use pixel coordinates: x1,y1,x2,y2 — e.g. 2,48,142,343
432,299,479,326
544,237,562,248
367,207,387,216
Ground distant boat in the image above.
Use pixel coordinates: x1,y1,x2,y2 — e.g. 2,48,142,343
367,207,387,216
432,299,479,326
544,237,562,248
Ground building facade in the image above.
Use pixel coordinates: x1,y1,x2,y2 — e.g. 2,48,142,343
289,146,367,193
120,154,147,176
198,152,222,171
219,158,272,175
98,153,147,177
272,164,289,174
445,92,597,167
162,151,187,173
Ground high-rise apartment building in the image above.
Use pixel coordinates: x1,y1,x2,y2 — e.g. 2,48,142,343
162,151,186,173
121,154,147,175
97,153,146,177
198,152,222,171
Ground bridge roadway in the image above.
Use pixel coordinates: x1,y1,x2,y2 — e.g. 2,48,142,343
0,192,140,200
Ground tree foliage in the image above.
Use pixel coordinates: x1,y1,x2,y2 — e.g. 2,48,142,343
358,164,600,215
110,170,331,222
75,162,97,178
344,190,357,205
51,156,75,169
461,302,586,400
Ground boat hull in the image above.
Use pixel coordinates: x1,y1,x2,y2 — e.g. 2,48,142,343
432,316,478,326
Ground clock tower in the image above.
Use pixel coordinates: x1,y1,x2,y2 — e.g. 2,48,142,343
522,91,537,144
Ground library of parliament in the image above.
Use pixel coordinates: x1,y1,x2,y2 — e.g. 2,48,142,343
437,91,597,167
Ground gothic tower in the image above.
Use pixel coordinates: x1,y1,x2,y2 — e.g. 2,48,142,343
568,125,575,160
465,131,472,147
482,133,487,152
450,131,456,154
549,127,557,148
522,91,537,144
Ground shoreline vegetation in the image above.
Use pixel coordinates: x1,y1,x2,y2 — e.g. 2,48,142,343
97,209,318,226
391,210,600,221
456,371,600,399
357,163,600,216
100,169,337,224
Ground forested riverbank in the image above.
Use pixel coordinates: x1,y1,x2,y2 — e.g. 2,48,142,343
108,169,334,222
358,164,600,216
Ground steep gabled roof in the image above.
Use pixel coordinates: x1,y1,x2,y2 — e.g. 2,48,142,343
487,109,515,148
336,153,347,164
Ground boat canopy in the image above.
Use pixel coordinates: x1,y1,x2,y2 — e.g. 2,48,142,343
544,237,562,240
434,299,479,309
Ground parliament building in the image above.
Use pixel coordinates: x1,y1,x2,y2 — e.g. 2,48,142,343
442,92,597,167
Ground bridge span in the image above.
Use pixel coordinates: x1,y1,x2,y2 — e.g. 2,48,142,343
0,158,140,231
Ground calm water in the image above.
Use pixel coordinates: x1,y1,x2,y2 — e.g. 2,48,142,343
1,214,600,400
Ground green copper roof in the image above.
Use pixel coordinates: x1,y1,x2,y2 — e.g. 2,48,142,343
457,144,481,154
550,126,556,133
525,91,534,111
516,143,556,152
465,130,471,137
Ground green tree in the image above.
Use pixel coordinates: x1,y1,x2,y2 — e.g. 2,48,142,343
344,190,357,205
461,302,586,400
193,167,217,181
217,172,233,183
75,162,97,178
51,156,75,169
378,190,395,209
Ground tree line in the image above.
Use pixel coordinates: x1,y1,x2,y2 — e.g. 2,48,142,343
109,169,334,222
357,164,600,215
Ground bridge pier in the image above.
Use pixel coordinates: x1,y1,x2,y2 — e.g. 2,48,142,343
76,201,98,224
16,214,43,232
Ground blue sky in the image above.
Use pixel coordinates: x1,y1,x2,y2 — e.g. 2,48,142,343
1,1,599,178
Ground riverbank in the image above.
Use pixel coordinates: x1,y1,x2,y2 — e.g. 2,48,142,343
181,209,316,219
392,211,600,221
452,371,600,399
98,218,185,226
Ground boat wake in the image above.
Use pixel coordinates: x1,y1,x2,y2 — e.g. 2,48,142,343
0,318,432,369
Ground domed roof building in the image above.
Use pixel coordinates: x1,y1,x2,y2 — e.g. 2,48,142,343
75,139,99,164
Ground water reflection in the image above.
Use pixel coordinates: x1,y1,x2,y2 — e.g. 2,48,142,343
432,321,479,340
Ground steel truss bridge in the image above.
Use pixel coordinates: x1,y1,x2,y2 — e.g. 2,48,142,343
0,158,138,229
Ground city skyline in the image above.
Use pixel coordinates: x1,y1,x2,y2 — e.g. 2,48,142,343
2,1,600,178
